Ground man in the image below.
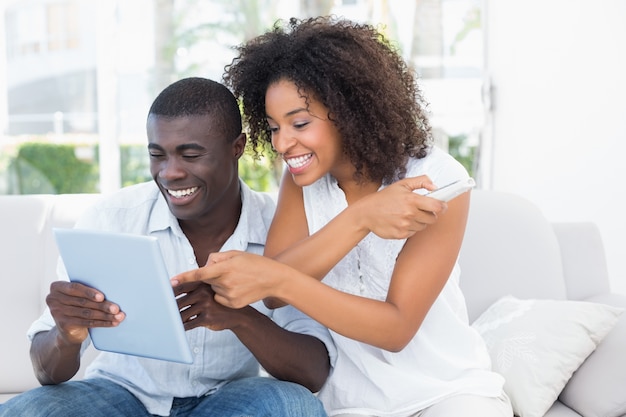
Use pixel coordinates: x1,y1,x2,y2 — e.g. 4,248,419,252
0,77,334,417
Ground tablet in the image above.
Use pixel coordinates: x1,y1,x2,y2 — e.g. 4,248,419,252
53,228,193,364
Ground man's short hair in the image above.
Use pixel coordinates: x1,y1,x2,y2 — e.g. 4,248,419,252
149,77,242,142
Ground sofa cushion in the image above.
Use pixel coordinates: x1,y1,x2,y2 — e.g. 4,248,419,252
41,193,101,301
558,293,626,417
0,194,102,399
551,223,611,300
459,191,567,322
543,401,582,417
472,295,623,417
0,195,50,394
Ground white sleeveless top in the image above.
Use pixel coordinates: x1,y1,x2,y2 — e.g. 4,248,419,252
304,147,505,416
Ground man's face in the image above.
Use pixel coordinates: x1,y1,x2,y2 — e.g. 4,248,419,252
147,114,244,223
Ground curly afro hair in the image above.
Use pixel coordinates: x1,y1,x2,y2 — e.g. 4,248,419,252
223,16,432,185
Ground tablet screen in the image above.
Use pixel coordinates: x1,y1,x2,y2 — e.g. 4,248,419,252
53,228,193,364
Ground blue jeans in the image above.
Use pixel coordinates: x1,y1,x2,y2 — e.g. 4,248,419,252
0,377,327,417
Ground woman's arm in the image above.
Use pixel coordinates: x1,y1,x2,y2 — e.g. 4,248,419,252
275,192,470,350
265,170,446,282
176,192,470,351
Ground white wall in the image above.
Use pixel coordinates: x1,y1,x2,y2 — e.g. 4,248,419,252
0,2,7,135
481,0,626,294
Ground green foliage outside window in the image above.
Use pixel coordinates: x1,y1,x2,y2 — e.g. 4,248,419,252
447,133,476,178
6,142,278,195
6,136,473,195
9,143,98,194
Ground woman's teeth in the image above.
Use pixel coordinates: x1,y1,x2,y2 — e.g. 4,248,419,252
167,187,198,198
286,154,312,168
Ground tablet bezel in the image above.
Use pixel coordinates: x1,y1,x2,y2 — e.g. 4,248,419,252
53,228,193,364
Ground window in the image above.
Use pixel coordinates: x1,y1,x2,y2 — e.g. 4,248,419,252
47,2,80,51
1,0,483,195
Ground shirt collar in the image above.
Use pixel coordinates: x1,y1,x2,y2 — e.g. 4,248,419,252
147,180,270,250
148,189,185,237
222,180,269,251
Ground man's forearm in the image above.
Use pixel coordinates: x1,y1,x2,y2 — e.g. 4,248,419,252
233,310,330,392
30,328,82,385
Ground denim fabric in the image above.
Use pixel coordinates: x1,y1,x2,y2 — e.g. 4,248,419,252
0,377,327,417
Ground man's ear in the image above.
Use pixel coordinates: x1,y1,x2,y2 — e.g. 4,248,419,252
232,133,246,158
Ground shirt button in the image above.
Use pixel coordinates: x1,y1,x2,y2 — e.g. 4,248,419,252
193,347,200,354
188,257,195,265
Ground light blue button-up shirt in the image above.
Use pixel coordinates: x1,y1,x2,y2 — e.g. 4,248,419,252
28,180,335,416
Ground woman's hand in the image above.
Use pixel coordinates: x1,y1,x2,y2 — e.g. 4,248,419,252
353,175,448,240
171,251,290,309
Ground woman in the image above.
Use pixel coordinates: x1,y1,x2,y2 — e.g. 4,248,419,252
173,16,512,417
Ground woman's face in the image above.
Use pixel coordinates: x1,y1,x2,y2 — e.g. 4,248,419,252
265,79,350,187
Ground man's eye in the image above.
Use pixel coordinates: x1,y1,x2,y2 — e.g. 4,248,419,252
149,153,164,158
182,154,201,159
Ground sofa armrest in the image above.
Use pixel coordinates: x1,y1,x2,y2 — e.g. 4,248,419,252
552,222,611,300
558,293,626,417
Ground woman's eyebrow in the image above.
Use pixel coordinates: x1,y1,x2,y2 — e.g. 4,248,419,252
266,107,309,120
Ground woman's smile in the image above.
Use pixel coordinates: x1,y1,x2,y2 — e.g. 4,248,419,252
284,153,313,172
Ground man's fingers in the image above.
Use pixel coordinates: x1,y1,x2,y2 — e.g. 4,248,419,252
51,281,105,302
55,306,125,330
173,281,202,296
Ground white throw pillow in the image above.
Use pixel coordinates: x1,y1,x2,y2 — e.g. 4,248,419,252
472,295,623,417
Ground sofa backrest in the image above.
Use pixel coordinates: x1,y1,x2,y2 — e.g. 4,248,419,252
0,196,51,394
459,190,568,322
551,222,611,300
0,194,100,396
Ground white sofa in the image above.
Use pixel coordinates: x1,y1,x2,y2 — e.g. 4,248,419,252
0,193,102,405
1,190,625,416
